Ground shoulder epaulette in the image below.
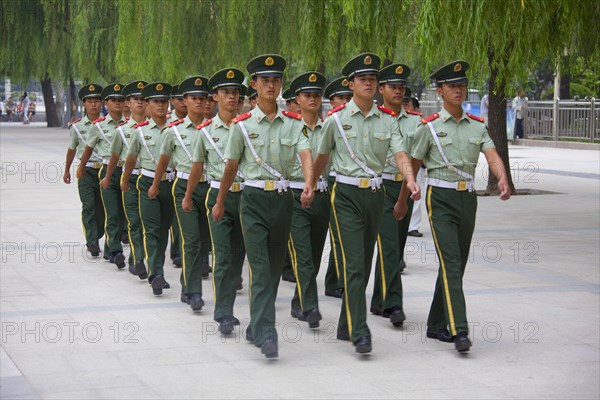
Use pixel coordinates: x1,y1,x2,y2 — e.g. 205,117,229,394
466,113,484,123
69,117,82,127
327,103,346,116
377,105,396,117
92,116,106,124
116,120,128,128
406,110,423,117
168,118,185,128
196,119,212,130
232,112,251,124
421,113,440,124
282,110,302,120
133,120,150,129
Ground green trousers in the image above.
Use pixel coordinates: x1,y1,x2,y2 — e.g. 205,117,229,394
171,178,210,295
331,182,384,342
324,175,342,292
136,175,174,279
425,185,477,336
77,166,104,246
122,173,144,265
371,180,414,312
170,218,181,258
98,165,124,256
240,187,293,347
289,188,330,312
206,187,245,321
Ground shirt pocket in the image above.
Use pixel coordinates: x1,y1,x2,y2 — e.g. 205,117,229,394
465,136,483,163
372,131,392,156
434,137,456,163
206,141,224,162
280,136,300,164
244,138,264,163
335,130,358,154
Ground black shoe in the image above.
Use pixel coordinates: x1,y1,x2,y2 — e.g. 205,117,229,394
336,331,351,341
103,254,110,261
454,332,472,352
128,264,136,274
114,252,126,269
245,325,255,343
290,309,307,321
163,281,170,289
121,232,129,244
172,256,182,268
407,230,423,237
133,261,147,277
353,336,372,354
180,293,191,304
281,274,296,283
151,275,165,296
382,306,406,327
87,243,100,257
139,272,148,280
426,328,454,343
260,338,278,359
218,316,236,335
190,294,204,311
304,308,322,329
201,263,210,279
325,288,342,298
399,259,406,272
370,306,383,316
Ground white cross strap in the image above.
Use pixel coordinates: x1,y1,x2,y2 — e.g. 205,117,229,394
72,123,101,160
95,121,112,146
171,124,192,161
137,127,158,165
238,120,284,180
426,121,474,181
332,112,378,179
200,126,244,179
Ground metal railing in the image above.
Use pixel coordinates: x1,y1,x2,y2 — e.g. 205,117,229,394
525,99,598,142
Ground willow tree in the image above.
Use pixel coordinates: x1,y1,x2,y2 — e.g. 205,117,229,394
414,0,599,194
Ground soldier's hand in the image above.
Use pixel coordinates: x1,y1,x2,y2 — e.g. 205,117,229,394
211,202,224,222
148,184,159,199
75,166,85,180
498,179,511,201
407,181,421,201
301,184,314,208
101,176,110,190
393,199,408,221
63,171,71,184
182,196,193,212
121,180,130,192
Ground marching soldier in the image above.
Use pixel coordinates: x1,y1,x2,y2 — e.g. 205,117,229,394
407,61,510,352
151,76,212,311
77,83,127,269
212,54,314,358
168,84,186,267
314,53,418,354
63,83,105,257
102,80,148,279
184,68,246,334
121,82,175,296
287,71,329,329
282,88,301,114
370,63,422,327
246,86,257,110
322,77,353,298
237,84,247,114
204,89,217,119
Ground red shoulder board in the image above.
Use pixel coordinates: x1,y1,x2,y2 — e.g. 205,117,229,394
168,118,184,128
377,105,396,117
196,119,212,130
133,120,150,129
327,103,346,116
232,112,251,124
406,110,423,117
421,113,440,124
92,116,106,124
69,117,82,127
116,120,128,128
282,110,302,120
466,113,484,123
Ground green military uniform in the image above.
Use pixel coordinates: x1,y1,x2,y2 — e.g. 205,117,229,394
168,84,183,265
161,76,211,309
197,68,246,332
370,64,422,325
318,53,407,352
111,80,148,277
287,72,330,327
86,83,127,267
224,54,311,356
411,61,495,351
69,84,105,254
322,77,353,298
127,82,175,295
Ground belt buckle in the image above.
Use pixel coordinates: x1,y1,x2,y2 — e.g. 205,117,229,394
313,182,318,191
264,180,276,191
117,160,124,167
93,162,102,169
358,178,370,189
231,182,241,192
456,181,467,191
395,173,403,181
161,173,167,181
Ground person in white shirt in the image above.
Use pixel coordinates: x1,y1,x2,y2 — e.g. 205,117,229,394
512,89,528,138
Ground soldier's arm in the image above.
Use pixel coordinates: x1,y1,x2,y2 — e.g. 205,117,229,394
102,153,121,189
121,154,137,192
149,154,171,198
483,148,510,200
63,148,76,184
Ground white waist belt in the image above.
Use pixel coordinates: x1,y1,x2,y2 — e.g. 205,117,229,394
131,169,140,176
141,168,175,181
176,170,206,182
244,179,289,192
329,171,337,177
102,159,123,167
85,161,102,169
210,180,244,192
427,178,474,192
289,180,328,192
336,174,383,190
382,172,403,182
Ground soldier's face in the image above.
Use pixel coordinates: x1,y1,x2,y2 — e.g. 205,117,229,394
379,84,405,107
285,99,302,114
252,76,282,103
126,96,145,114
437,83,467,107
296,92,322,114
106,98,124,113
147,99,169,118
330,95,352,108
83,97,101,115
236,98,245,114
349,74,377,99
183,94,208,116
215,88,239,113
171,97,187,113
249,98,257,109
204,97,216,117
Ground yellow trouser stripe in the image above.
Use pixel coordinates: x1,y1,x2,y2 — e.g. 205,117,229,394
426,186,456,336
376,234,387,302
98,165,111,247
137,175,151,276
171,178,187,287
205,188,217,303
288,234,303,310
239,194,251,309
330,183,352,337
328,223,340,279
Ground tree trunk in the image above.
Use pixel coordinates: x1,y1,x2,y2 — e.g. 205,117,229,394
486,48,515,195
40,76,61,127
69,76,78,123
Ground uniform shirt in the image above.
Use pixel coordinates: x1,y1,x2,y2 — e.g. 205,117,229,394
69,115,101,162
224,105,311,180
411,107,495,182
127,118,172,171
289,118,329,182
110,117,143,167
318,99,405,178
382,108,421,174
193,113,242,183
160,115,199,173
86,113,126,159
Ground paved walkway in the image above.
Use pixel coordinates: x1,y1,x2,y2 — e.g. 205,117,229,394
1,123,599,399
